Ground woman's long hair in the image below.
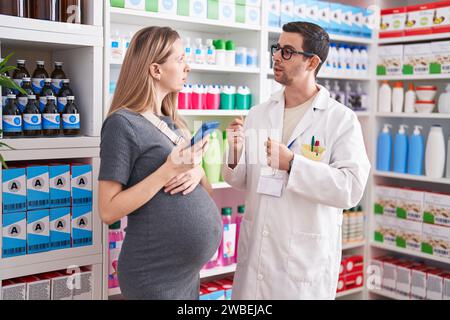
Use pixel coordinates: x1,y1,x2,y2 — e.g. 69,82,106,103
108,26,189,137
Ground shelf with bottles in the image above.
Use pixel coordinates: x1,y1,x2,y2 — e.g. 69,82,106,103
1,44,103,138
0,1,102,47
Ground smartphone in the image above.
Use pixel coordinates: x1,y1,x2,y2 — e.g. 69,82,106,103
190,121,220,146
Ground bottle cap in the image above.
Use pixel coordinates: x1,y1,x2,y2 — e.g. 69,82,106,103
394,81,403,88
22,77,31,82
36,61,45,65
63,79,70,83
109,220,121,230
382,124,392,133
398,124,408,134
238,205,245,214
7,94,16,99
55,61,63,66
221,207,232,216
408,83,414,91
214,39,226,50
413,125,423,135
17,59,26,64
27,95,36,99
45,78,52,82
226,40,235,51
67,96,75,100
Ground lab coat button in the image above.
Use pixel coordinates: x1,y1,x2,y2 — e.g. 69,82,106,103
257,274,264,281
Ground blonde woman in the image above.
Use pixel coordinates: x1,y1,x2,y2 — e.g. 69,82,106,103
98,27,222,300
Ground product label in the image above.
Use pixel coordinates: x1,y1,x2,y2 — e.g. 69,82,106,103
50,207,71,250
111,41,119,48
49,165,71,208
2,115,22,133
42,113,61,131
71,165,93,207
222,223,236,258
57,97,68,113
39,96,48,113
51,79,63,94
17,97,28,113
13,79,23,94
62,114,80,130
23,114,42,131
27,166,50,210
32,78,45,94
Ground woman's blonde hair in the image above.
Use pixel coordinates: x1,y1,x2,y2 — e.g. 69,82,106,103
108,26,189,137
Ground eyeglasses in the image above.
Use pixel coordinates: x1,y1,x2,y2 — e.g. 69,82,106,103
271,44,317,61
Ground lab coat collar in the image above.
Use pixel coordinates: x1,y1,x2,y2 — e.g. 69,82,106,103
268,84,331,110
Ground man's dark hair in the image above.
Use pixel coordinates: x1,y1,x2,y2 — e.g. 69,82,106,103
282,21,330,76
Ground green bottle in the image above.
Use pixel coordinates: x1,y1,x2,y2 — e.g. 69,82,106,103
203,131,222,184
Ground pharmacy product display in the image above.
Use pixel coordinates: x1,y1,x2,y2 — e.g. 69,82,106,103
374,185,450,259
0,0,85,24
369,256,449,300
321,43,369,77
268,0,373,39
2,59,81,137
2,162,93,258
110,0,261,25
200,277,234,300
425,125,446,179
178,84,252,110
342,206,364,245
379,2,450,39
108,219,126,289
321,80,368,111
337,255,364,294
1,266,93,300
377,40,450,76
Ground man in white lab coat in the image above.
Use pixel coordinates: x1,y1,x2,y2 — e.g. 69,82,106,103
222,22,371,300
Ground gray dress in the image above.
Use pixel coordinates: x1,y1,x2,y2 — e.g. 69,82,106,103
99,109,222,300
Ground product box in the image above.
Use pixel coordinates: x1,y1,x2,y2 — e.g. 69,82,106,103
430,40,450,74
351,6,363,37
426,268,445,300
73,266,93,300
235,3,245,23
268,0,281,27
405,3,434,36
219,0,235,23
336,277,346,293
18,275,51,300
411,265,431,300
341,255,364,274
329,3,342,35
201,283,226,300
379,7,406,38
2,212,27,258
159,0,177,14
432,0,450,34
367,258,385,290
1,279,26,300
50,207,72,250
2,167,27,214
317,1,330,32
178,0,207,18
403,43,433,75
382,258,399,292
72,205,93,248
245,4,260,25
344,272,364,290
207,0,219,19
374,186,398,217
280,0,294,25
362,7,375,38
26,165,49,210
396,188,424,221
396,261,423,298
423,191,450,227
27,209,50,254
71,164,92,207
396,218,422,251
374,214,398,246
213,279,233,300
305,0,320,26
421,223,450,259
110,0,157,11
377,45,404,75
293,0,307,23
340,4,353,35
199,286,210,300
443,272,450,300
49,164,71,208
42,271,73,300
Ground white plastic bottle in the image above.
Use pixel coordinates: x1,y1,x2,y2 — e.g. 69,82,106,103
360,46,369,76
352,46,361,75
206,39,216,65
345,45,353,75
184,37,193,64
356,83,369,111
392,81,404,113
337,44,347,76
323,79,332,92
329,43,338,76
194,38,205,64
425,125,446,178
404,84,416,113
378,81,392,113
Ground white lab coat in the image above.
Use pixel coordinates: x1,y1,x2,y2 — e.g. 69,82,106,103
222,85,371,300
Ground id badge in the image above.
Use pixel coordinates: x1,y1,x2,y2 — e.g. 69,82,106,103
257,167,284,198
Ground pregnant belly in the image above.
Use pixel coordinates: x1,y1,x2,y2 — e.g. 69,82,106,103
126,186,222,270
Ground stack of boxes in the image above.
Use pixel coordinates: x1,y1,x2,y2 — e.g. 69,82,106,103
200,277,233,300
337,255,364,294
379,1,450,38
2,163,93,259
342,205,365,245
369,256,450,300
1,266,93,300
377,40,450,76
110,0,261,25
268,0,373,39
373,186,450,260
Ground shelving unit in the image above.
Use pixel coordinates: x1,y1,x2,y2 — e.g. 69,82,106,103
0,2,104,300
370,242,450,264
377,74,450,81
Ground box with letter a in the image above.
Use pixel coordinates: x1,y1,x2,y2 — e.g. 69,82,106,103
2,212,27,258
49,164,71,208
72,205,93,247
27,165,49,210
50,207,72,250
71,164,92,207
2,167,27,214
27,209,50,254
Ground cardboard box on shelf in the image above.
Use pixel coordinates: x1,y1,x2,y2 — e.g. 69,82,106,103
411,265,432,300
403,43,433,75
268,0,281,27
1,279,26,300
245,4,260,26
27,209,50,254
337,277,346,293
2,167,27,214
42,271,73,300
430,40,450,74
374,186,399,217
280,0,294,25
218,0,236,23
377,44,404,75
72,205,93,248
213,278,233,300
396,218,422,252
2,212,27,258
426,268,445,300
73,266,93,300
382,258,400,292
207,0,219,19
421,223,450,259
344,272,364,290
49,164,71,208
26,165,49,210
17,275,51,300
50,207,72,250
443,272,450,300
396,261,423,298
340,4,353,36
405,3,434,36
200,283,226,300
342,255,364,274
379,7,406,38
71,164,92,207
423,192,450,227
432,0,450,34
374,214,398,246
396,188,424,222
317,1,330,32
329,3,342,35
158,0,177,14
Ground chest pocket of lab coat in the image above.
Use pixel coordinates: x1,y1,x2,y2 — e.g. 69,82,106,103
287,231,331,284
296,135,330,164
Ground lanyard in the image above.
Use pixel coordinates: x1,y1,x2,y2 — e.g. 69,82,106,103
140,110,185,146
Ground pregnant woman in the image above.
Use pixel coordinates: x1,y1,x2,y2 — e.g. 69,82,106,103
98,26,222,300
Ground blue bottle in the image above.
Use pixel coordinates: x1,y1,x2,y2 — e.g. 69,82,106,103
393,125,409,173
407,125,424,175
377,124,392,171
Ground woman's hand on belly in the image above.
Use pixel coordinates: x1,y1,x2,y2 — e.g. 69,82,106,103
164,165,205,195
